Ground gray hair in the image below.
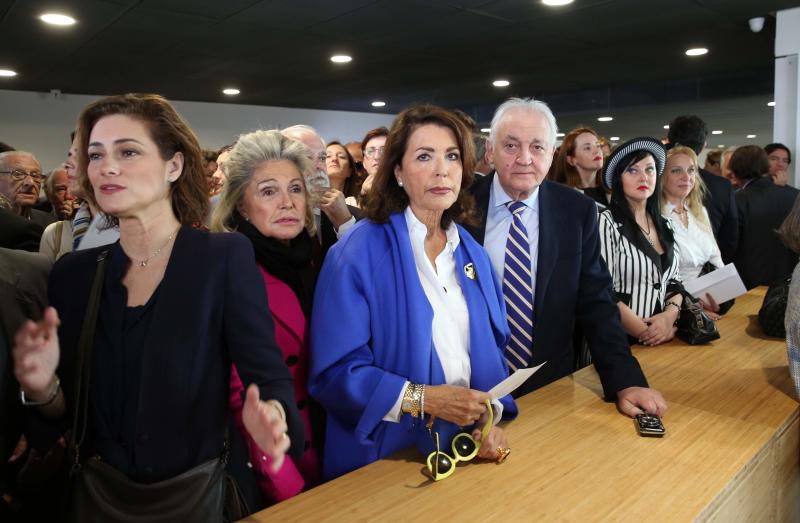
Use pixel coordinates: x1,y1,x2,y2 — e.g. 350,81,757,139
0,150,38,169
778,193,800,253
43,167,67,199
489,97,558,149
281,124,326,148
210,130,315,234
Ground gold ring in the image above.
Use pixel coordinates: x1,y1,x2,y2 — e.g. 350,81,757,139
496,447,511,464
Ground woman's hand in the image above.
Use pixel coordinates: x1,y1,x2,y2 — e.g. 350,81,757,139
471,426,508,461
425,385,490,427
700,293,721,320
242,384,290,473
318,188,352,228
639,310,678,346
14,307,61,399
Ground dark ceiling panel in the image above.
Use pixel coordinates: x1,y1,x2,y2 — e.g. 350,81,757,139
1,0,799,117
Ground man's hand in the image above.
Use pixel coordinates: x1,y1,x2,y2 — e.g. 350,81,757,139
616,386,667,417
318,188,352,228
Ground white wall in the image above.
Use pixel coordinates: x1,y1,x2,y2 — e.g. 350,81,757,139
0,89,396,170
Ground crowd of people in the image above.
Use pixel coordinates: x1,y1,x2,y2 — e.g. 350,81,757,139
1,92,799,521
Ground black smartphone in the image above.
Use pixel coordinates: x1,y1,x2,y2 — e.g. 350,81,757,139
635,414,666,437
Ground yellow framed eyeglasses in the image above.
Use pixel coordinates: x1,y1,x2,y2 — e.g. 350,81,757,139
425,399,493,481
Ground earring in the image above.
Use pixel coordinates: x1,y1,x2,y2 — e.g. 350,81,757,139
397,178,404,187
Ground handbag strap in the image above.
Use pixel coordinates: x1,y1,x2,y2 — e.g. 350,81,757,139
69,249,110,470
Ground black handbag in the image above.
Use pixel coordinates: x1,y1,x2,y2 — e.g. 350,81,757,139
66,250,248,522
675,291,720,345
758,277,791,338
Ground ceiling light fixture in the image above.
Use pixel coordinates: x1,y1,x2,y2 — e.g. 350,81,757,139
610,136,620,141
40,13,76,26
711,130,723,135
597,116,613,122
330,55,352,63
480,128,491,133
556,132,565,138
0,69,17,77
718,144,725,148
685,47,708,56
222,88,240,95
492,79,510,87
746,134,757,139
542,0,574,6
767,101,775,107
371,101,386,107
663,124,670,129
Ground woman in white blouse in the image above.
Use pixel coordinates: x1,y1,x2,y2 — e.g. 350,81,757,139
309,105,516,480
661,146,723,319
599,137,684,346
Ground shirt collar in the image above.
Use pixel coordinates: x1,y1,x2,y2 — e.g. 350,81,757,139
490,174,540,212
404,206,460,252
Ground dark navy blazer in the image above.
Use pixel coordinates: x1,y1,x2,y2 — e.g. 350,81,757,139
463,176,648,399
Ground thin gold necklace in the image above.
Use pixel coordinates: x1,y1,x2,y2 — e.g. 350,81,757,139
137,227,180,268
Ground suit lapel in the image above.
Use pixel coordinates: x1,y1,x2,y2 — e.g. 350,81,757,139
534,182,558,319
263,271,305,347
464,172,492,243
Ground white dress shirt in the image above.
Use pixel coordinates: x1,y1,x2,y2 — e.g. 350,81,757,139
384,207,502,422
484,175,540,297
663,202,723,283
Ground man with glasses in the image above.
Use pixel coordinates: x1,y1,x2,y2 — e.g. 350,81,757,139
0,152,55,228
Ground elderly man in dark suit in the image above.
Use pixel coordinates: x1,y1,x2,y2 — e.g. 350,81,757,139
0,152,55,229
463,97,666,416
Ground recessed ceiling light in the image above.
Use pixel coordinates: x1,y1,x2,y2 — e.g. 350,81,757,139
597,116,613,122
556,132,565,138
542,0,574,5
746,134,757,139
330,55,352,63
711,130,723,135
480,128,491,133
610,136,620,141
767,101,776,107
0,69,17,77
663,124,670,129
371,101,386,107
492,79,510,87
685,47,708,56
718,144,725,148
222,88,240,95
40,13,76,26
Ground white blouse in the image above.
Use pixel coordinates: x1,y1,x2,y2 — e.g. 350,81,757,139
663,202,723,283
384,207,502,422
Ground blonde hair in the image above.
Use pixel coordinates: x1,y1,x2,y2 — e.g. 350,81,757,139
210,130,315,235
661,145,710,231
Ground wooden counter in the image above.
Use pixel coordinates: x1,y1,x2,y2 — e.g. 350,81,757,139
244,288,799,522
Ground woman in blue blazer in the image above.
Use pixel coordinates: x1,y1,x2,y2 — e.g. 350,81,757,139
310,105,517,481
13,94,303,520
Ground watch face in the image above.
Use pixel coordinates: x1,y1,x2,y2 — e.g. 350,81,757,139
402,400,412,411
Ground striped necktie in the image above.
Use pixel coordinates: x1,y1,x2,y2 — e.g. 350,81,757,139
72,202,92,250
502,201,534,371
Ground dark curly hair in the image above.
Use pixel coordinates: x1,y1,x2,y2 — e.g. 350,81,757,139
362,105,477,228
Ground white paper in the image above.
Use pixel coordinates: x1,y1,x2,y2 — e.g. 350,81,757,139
488,362,547,399
683,263,747,304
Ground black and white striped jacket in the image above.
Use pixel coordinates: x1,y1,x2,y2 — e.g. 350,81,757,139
598,208,682,318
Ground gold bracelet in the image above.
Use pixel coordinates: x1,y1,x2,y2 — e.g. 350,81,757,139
401,383,422,418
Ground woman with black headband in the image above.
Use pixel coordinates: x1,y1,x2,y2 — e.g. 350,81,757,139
598,137,683,346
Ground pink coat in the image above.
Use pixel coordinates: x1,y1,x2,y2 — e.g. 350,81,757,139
229,266,321,504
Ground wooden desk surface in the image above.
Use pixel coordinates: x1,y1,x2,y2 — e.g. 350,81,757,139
245,288,799,522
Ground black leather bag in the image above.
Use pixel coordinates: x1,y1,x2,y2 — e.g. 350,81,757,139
758,278,791,338
675,291,720,345
66,250,248,522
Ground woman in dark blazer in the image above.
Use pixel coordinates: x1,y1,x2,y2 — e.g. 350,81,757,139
598,138,683,346
13,94,303,521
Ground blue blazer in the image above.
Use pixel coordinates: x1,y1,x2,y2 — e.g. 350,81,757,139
464,176,648,399
309,213,517,480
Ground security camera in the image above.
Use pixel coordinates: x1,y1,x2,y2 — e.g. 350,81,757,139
749,17,765,33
